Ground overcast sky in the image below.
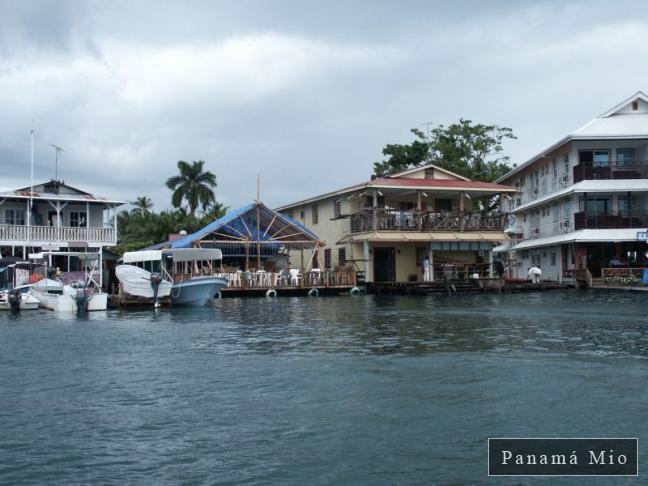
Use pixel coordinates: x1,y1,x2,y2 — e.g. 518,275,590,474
2,0,648,210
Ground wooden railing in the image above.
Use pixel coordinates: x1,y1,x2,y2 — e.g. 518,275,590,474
573,160,648,182
350,209,509,233
217,270,358,289
0,224,116,244
601,267,647,279
574,210,648,230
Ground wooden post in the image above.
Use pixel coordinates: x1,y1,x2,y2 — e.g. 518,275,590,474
245,242,250,271
459,192,465,232
416,190,422,230
372,190,378,230
86,201,90,242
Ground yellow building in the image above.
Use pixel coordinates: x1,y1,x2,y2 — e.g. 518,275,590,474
276,164,518,283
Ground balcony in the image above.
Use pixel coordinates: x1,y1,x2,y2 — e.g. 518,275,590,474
350,209,509,233
574,210,648,230
573,160,648,183
0,224,117,245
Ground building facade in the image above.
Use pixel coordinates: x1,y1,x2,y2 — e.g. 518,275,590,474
497,91,648,282
276,165,517,282
0,179,125,257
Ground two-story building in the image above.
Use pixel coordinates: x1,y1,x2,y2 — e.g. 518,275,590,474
0,179,125,259
276,165,517,283
497,91,648,282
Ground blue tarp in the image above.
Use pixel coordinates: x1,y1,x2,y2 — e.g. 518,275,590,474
169,202,319,249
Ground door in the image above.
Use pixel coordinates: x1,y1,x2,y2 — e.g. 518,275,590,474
374,247,396,282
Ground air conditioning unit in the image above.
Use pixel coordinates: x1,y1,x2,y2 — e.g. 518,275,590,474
560,219,571,232
560,174,569,186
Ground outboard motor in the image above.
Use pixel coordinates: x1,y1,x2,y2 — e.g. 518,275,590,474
8,289,22,311
70,281,90,314
150,272,163,308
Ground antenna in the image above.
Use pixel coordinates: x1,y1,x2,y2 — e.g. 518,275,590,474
256,174,260,203
49,143,64,181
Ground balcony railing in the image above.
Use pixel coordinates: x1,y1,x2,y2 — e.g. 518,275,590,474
0,224,116,244
573,160,648,182
574,210,648,230
350,209,509,233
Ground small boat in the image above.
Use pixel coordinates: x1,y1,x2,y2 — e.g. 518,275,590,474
117,248,228,307
0,259,41,311
27,251,108,312
163,248,228,307
116,250,173,307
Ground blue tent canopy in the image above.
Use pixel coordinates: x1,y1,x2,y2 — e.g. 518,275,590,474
166,202,321,249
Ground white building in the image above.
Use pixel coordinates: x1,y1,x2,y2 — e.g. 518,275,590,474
277,165,517,283
0,179,125,257
497,91,648,282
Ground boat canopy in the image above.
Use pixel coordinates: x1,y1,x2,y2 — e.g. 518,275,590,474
122,250,163,263
161,248,223,262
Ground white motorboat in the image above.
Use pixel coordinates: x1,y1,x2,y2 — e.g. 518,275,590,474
117,248,228,307
28,251,108,312
0,259,41,311
115,264,172,300
163,248,228,307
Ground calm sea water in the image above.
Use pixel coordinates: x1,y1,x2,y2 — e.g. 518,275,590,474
1,291,647,485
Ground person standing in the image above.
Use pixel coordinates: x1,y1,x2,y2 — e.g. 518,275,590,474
423,255,431,282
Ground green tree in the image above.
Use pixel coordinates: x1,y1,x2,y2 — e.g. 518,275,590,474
373,119,516,182
165,160,217,219
200,201,229,225
130,196,153,215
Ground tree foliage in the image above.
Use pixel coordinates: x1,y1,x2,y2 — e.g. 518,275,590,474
373,119,516,182
116,160,228,254
165,160,217,218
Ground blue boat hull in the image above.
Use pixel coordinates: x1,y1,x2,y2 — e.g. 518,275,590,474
170,277,228,307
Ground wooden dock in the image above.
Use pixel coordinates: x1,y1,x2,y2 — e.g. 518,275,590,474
367,278,567,295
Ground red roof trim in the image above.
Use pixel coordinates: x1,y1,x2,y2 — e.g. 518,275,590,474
368,177,516,190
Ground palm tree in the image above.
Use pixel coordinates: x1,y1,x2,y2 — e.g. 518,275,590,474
201,201,229,224
131,196,153,215
165,160,217,219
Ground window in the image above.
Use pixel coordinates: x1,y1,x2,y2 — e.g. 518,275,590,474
424,168,435,179
70,211,87,227
333,200,342,219
324,248,331,269
632,100,639,111
563,154,569,175
617,148,635,167
618,195,631,214
553,203,559,222
551,251,556,266
300,210,304,220
435,198,452,212
338,247,346,265
516,198,521,208
593,150,610,167
311,205,319,225
5,209,25,225
552,158,558,178
519,175,526,187
582,197,610,215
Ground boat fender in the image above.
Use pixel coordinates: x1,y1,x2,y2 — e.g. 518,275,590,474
265,289,277,298
349,286,361,296
307,288,319,297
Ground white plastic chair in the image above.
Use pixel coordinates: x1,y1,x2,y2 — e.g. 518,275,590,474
289,269,301,286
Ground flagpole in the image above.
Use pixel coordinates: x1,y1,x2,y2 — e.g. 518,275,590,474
27,129,34,256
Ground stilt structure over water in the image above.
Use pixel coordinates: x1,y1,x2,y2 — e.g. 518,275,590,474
150,202,360,297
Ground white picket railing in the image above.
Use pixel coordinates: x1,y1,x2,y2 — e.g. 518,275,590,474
0,224,116,244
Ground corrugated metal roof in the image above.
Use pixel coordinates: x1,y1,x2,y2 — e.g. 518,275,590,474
511,229,645,251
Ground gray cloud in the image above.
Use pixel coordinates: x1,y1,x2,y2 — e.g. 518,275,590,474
2,0,648,211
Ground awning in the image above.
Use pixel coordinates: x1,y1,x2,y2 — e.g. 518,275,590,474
512,229,647,251
161,248,223,261
122,250,162,263
338,231,509,244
